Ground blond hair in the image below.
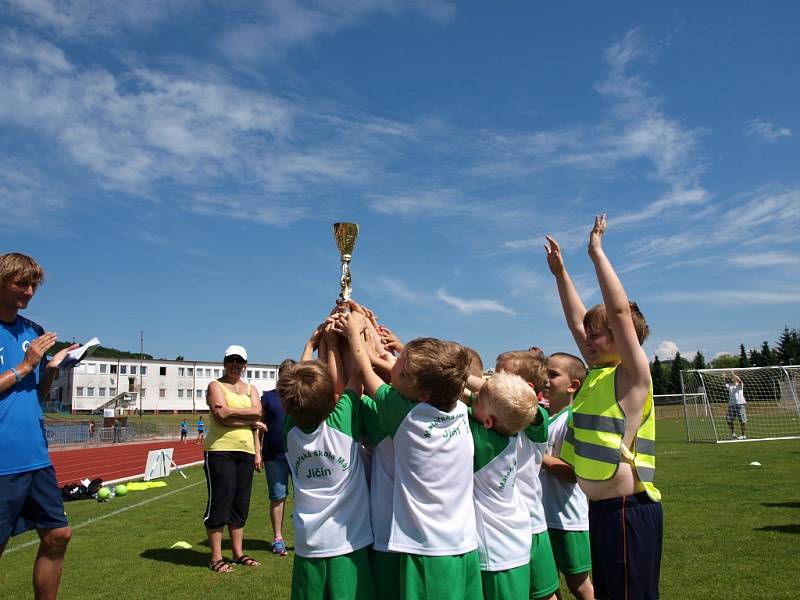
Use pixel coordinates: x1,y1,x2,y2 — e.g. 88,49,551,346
479,370,537,435
404,338,470,412
495,350,548,393
277,360,335,429
0,253,44,285
583,302,650,344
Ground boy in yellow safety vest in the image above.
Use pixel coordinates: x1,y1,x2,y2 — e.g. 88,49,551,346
545,215,662,600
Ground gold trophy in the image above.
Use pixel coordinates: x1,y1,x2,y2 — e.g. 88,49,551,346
333,222,359,308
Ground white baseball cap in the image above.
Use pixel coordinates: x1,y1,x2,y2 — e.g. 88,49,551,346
224,345,248,361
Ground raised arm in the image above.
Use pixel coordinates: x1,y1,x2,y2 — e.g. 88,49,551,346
545,236,590,363
587,215,650,384
343,311,384,398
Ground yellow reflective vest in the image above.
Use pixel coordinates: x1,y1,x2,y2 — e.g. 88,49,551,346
561,366,661,502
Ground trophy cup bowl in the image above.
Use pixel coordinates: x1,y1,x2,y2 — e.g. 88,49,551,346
333,222,359,307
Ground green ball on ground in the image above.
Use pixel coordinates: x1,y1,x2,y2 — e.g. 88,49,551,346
115,484,128,496
97,487,110,500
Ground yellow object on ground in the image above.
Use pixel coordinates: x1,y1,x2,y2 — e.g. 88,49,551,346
170,541,192,549
125,481,168,491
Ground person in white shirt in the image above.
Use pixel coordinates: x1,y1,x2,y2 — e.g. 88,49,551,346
724,372,747,439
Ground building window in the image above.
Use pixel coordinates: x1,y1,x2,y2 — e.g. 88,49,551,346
178,367,185,377
267,370,276,379
254,371,261,379
109,387,117,397
100,364,108,374
247,370,252,378
99,387,106,397
120,365,127,375
87,387,95,397
187,389,194,398
187,368,194,376
140,388,146,398
76,387,84,396
159,388,166,398
203,368,210,377
111,364,117,374
130,366,137,375
177,389,184,398
196,389,203,399
141,366,147,376
214,368,221,377
160,366,167,376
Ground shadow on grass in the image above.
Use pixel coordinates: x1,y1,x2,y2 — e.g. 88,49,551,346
196,539,295,552
762,501,800,509
755,524,800,534
140,547,210,567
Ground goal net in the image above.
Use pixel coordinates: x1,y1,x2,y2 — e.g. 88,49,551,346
681,366,800,442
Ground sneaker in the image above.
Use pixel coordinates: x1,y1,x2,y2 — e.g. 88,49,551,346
271,538,288,557
731,434,739,439
740,434,747,439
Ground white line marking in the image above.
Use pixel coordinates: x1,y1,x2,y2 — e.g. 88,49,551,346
5,480,204,554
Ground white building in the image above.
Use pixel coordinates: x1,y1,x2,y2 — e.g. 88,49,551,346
51,357,279,414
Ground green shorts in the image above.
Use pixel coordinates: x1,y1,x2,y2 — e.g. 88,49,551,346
399,550,483,600
370,548,401,600
480,563,530,600
548,529,592,575
529,531,560,600
291,547,376,600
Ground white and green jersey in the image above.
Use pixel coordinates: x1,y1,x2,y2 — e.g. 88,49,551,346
515,405,550,535
284,389,373,558
360,394,395,552
540,407,588,531
373,384,477,556
470,413,531,571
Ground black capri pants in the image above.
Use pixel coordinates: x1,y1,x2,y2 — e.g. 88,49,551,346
203,451,255,529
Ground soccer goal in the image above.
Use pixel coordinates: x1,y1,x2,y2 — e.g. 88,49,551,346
681,365,800,443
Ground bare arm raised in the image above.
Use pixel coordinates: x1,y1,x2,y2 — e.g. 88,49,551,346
545,236,590,364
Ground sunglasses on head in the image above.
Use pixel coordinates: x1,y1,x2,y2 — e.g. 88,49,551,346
225,356,246,364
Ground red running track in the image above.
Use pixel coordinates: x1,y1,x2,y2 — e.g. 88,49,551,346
50,440,205,486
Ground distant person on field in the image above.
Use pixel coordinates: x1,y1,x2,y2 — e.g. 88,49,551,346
112,416,123,443
258,358,296,557
539,352,594,600
203,345,263,572
546,215,662,600
196,416,205,444
724,372,747,439
0,252,79,600
180,418,188,443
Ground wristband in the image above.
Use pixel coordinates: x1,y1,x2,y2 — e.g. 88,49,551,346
10,367,22,383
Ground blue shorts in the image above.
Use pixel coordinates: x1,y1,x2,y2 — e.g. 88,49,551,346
265,458,291,501
589,492,663,600
0,466,69,544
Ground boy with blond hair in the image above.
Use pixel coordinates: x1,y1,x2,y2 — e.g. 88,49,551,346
343,312,481,600
469,370,538,599
493,350,559,600
540,352,593,600
546,215,661,600
279,359,375,600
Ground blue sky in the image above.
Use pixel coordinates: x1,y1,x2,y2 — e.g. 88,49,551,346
1,1,798,365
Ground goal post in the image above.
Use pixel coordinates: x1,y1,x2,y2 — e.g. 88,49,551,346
680,365,800,443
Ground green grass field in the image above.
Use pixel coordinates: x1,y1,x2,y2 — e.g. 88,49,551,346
2,418,798,599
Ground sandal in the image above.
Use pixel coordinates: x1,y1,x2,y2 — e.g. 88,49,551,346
208,559,234,573
233,554,261,567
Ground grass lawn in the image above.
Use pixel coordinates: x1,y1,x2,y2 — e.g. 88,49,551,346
2,418,798,599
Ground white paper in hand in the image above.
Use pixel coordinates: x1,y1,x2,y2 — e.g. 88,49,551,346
60,337,101,369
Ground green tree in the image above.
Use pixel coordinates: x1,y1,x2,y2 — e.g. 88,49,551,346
711,353,738,369
651,355,667,395
738,344,750,368
670,352,690,395
175,355,185,361
759,341,777,366
692,351,706,370
749,348,760,366
775,326,800,366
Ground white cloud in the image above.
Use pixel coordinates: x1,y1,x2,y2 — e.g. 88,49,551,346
653,340,679,360
745,117,792,143
436,288,516,316
729,251,799,268
648,288,800,306
500,266,545,297
0,161,67,230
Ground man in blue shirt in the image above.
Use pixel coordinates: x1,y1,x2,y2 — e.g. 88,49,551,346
260,358,295,557
0,253,78,600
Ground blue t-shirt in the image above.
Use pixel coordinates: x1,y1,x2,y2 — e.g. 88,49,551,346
197,418,204,432
260,389,287,461
0,316,51,475
180,420,188,433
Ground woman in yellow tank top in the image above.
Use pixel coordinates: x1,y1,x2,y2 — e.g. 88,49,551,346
203,345,264,573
